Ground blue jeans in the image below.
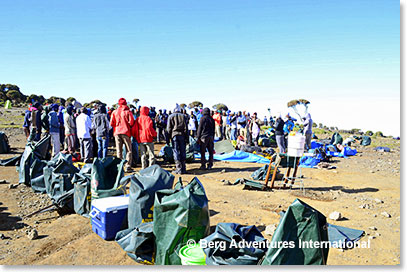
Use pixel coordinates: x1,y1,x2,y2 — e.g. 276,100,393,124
171,135,186,162
97,136,109,159
230,128,237,140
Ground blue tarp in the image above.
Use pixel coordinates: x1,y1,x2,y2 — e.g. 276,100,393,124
311,142,323,149
374,146,391,152
195,150,270,164
299,156,321,168
326,146,357,158
327,224,364,248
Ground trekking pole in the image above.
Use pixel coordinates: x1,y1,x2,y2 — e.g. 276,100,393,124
24,203,58,218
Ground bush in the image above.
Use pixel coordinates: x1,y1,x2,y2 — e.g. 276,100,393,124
188,101,203,109
374,131,384,137
212,103,228,111
350,128,361,134
365,130,373,136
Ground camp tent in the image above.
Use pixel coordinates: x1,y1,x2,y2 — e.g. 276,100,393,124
4,100,12,109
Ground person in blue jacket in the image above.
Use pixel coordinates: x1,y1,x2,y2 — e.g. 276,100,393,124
49,104,61,156
23,109,31,139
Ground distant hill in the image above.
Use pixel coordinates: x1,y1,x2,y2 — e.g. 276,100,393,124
0,83,70,107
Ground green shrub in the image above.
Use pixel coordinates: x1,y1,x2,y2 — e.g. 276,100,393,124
374,131,384,137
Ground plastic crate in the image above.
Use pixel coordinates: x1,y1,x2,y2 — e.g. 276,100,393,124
90,195,129,240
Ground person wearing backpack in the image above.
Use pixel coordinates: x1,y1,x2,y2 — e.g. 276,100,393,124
134,106,157,169
92,104,111,159
110,98,135,172
167,104,188,174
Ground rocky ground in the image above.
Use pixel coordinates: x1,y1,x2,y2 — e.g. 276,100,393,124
0,107,401,265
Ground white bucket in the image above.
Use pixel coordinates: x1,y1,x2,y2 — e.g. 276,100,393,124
287,135,305,157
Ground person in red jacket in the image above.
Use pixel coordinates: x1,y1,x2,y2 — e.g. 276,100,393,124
134,106,157,169
110,98,135,172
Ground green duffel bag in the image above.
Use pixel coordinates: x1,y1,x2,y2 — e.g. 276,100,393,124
91,157,126,199
261,199,329,265
153,178,210,265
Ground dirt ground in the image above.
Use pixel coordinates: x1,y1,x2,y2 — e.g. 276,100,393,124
0,108,400,265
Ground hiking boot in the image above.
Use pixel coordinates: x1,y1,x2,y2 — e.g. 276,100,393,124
174,160,182,175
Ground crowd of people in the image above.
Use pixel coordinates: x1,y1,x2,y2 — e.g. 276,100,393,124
22,98,313,174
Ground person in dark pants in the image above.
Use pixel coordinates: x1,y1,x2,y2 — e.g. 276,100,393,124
92,104,111,158
28,102,43,142
167,104,188,174
196,107,215,170
274,113,286,153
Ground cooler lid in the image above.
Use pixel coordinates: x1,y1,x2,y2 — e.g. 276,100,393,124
91,195,129,212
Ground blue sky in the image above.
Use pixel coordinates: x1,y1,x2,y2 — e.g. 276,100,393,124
0,0,400,136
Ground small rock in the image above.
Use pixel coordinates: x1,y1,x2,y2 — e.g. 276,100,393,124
223,180,232,186
0,179,8,184
369,236,376,240
375,232,381,237
221,169,226,173
381,212,391,218
27,229,38,240
375,198,384,204
329,211,342,221
369,226,377,231
0,233,8,240
370,170,375,173
8,184,18,189
373,214,377,217
265,224,277,236
359,204,371,209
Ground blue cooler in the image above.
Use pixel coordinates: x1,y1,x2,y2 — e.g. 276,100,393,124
90,195,129,240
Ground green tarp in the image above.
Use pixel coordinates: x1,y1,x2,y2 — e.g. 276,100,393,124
18,135,51,186
214,140,236,154
72,164,92,217
261,199,329,265
0,131,10,154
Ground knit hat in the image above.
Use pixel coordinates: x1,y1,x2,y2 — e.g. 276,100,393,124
118,98,127,106
51,103,59,111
